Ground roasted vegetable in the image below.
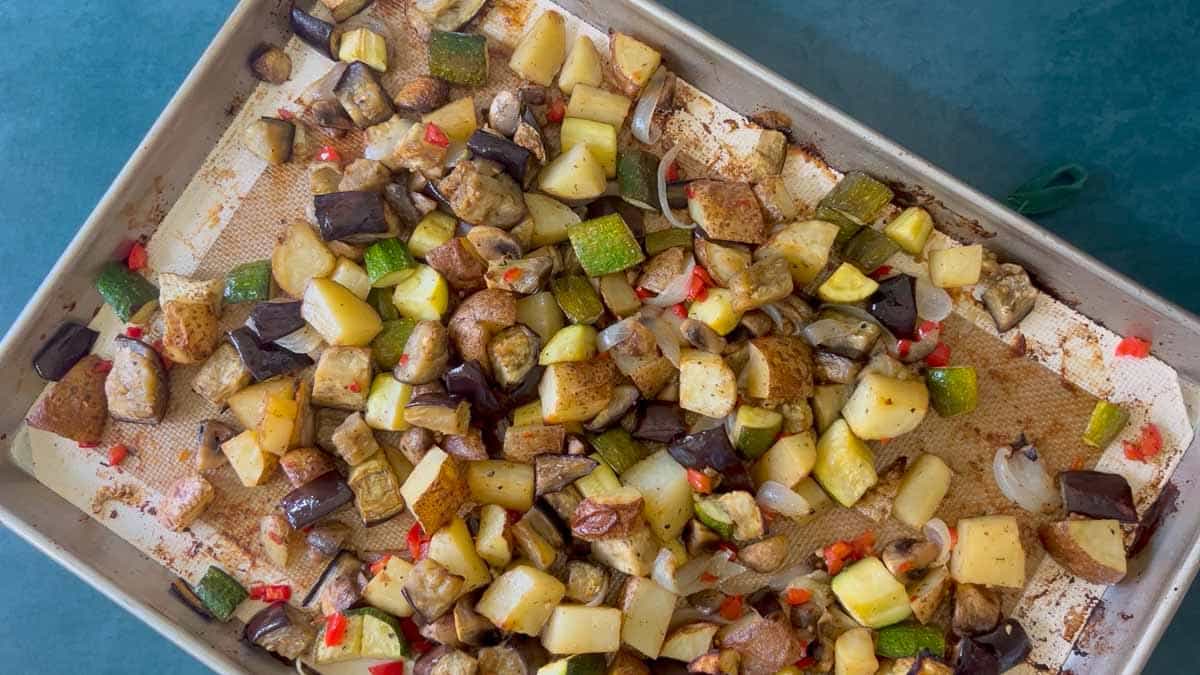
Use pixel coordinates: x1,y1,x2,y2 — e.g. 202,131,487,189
349,454,406,525
337,25,386,72
568,214,645,277
508,10,567,86
1082,400,1129,449
158,474,214,532
892,453,952,528
279,447,336,488
315,191,399,244
468,130,535,186
926,366,977,417
687,181,767,244
335,61,394,128
929,245,983,288
289,5,335,57
439,159,527,228
1059,470,1137,522
950,515,1025,589
953,583,1001,636
95,261,158,323
195,419,235,472
608,32,661,97
242,117,294,165
26,355,108,444
272,220,336,297
221,430,279,486
842,373,929,440
868,274,918,339
280,471,354,529
227,326,313,381
105,335,169,424
1039,518,1127,584
401,447,469,532
194,566,248,622
476,565,566,636
33,322,98,381
813,419,877,507
539,143,608,201
980,260,1038,332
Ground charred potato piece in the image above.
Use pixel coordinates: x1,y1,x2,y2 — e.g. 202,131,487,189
162,300,221,365
106,335,170,424
280,447,337,487
401,447,470,532
394,320,450,385
538,360,615,424
158,474,215,531
427,237,488,292
1038,518,1127,584
394,76,450,115
26,355,109,444
687,180,768,245
743,336,814,400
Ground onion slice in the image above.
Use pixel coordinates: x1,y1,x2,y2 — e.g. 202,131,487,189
645,254,695,307
657,144,694,230
992,444,1058,513
644,315,681,367
915,276,953,322
631,66,672,144
756,481,813,519
596,318,636,352
274,324,324,355
923,517,953,567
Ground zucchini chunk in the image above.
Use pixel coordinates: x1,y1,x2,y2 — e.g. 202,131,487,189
193,566,248,622
813,419,877,507
95,261,158,323
831,557,912,628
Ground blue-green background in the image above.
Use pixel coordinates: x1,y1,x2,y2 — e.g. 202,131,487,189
0,1,1196,672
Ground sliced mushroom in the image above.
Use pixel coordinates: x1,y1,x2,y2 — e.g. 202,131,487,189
534,454,598,496
881,537,941,581
737,535,790,573
571,489,646,542
488,91,521,137
477,637,549,675
467,226,523,263
813,350,861,384
739,311,774,337
679,318,727,354
953,583,1002,637
420,612,464,649
394,320,450,384
195,419,236,472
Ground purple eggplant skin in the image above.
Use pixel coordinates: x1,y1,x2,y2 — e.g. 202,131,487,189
634,403,687,443
248,300,306,343
668,426,752,492
302,549,363,607
1130,481,1179,558
953,638,1000,675
335,62,395,128
315,191,393,243
444,360,505,418
228,326,313,382
383,180,424,234
244,602,291,643
974,619,1031,672
468,130,534,186
281,471,355,530
289,4,336,59
1058,470,1138,523
422,179,454,212
33,321,99,381
869,274,918,339
169,577,213,621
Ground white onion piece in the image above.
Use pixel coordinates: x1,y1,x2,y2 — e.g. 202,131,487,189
596,318,636,352
644,316,681,367
760,303,786,333
442,139,470,169
923,517,953,567
645,255,695,306
652,548,683,594
993,445,1058,513
915,276,953,322
764,563,809,591
756,481,813,519
274,324,325,355
707,549,748,582
364,119,416,163
631,66,670,144
657,145,694,230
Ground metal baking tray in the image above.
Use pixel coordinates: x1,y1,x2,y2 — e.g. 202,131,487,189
1,0,1197,672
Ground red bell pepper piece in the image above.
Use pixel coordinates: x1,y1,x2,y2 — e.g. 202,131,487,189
948,527,958,549
407,522,429,561
794,656,818,669
347,381,362,393
785,587,813,606
686,468,713,494
370,555,392,577
107,444,128,466
1115,336,1151,358
917,320,942,339
324,612,348,647
124,325,144,339
400,618,432,654
276,107,295,121
868,265,892,280
249,584,292,602
718,594,744,620
1124,423,1163,462
851,529,876,557
126,242,148,271
503,267,523,284
78,441,99,449
317,145,342,163
369,662,406,675
546,99,565,123
924,342,950,367
665,161,679,182
424,122,450,148
670,303,688,319
896,339,912,359
822,539,855,575
634,286,653,300
716,542,738,558
699,572,719,583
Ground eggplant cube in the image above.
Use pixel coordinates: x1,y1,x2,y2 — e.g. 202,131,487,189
334,62,394,128
400,447,469,533
192,342,252,405
475,565,566,636
105,335,170,424
312,346,372,410
331,411,381,466
348,454,405,526
221,429,279,487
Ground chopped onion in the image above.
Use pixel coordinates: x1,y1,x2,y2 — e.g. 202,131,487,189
657,144,694,230
443,139,470,169
993,444,1058,513
596,317,636,352
764,563,809,591
274,324,324,355
364,118,415,163
756,481,813,519
645,254,695,306
631,66,671,145
760,302,786,334
915,276,953,322
652,548,683,594
669,550,746,596
644,315,681,367
923,517,953,567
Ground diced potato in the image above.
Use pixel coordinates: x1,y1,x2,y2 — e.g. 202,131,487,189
756,219,840,284
362,556,414,617
678,350,736,419
608,32,661,96
221,429,278,487
834,627,878,675
620,576,676,658
743,335,814,400
525,193,581,247
559,35,604,94
1039,519,1126,584
312,346,372,410
475,503,513,568
391,264,450,320
841,373,929,440
752,432,817,488
476,565,566,636
560,117,618,178
694,238,752,287
540,324,597,364
686,181,767,245
541,605,622,654
272,221,335,297
928,244,983,288
892,454,953,528
422,96,477,142
256,394,297,456
192,342,252,406
950,515,1026,588
830,557,912,628
509,10,567,86
539,143,608,201
466,459,535,511
400,447,469,532
621,450,691,542
813,419,877,507
427,516,492,591
303,278,384,346
364,374,413,431
226,378,295,429
907,565,950,624
599,273,641,317
539,360,614,423
161,299,221,365
329,257,371,299
687,288,743,336
565,84,632,128
659,622,719,663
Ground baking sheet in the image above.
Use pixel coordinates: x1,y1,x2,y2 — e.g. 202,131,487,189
7,0,1194,671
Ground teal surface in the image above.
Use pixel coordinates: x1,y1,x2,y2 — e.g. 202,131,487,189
0,1,1195,673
